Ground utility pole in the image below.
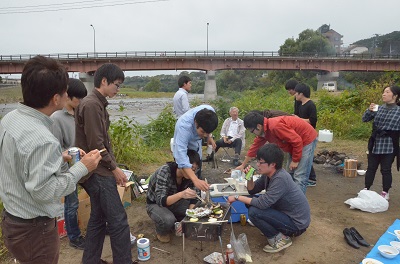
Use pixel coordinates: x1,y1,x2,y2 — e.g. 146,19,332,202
90,24,96,57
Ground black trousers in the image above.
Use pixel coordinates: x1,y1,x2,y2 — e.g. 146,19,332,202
365,152,395,192
215,137,242,156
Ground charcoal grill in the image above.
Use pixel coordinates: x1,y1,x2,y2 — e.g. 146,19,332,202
181,202,231,263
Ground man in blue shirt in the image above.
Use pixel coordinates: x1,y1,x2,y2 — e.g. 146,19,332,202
172,105,218,191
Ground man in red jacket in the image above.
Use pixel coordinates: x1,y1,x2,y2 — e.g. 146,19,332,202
236,111,317,193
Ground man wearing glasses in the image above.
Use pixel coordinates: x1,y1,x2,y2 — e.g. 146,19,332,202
75,63,133,264
236,111,317,194
146,150,200,243
227,144,310,253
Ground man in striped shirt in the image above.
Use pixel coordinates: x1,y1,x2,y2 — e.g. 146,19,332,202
0,56,101,264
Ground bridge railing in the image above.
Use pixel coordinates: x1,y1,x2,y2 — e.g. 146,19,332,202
1,51,399,61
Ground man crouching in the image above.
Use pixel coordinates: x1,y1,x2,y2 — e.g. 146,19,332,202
146,150,200,242
227,143,310,253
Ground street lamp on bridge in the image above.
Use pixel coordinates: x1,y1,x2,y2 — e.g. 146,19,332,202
90,24,96,57
207,22,209,55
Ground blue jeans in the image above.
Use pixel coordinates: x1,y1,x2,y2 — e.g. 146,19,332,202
146,199,190,235
64,187,81,241
81,174,132,264
248,206,305,239
288,139,317,194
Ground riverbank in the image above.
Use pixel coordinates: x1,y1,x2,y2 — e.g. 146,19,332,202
0,94,203,124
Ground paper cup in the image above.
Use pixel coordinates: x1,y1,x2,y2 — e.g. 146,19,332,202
373,105,379,112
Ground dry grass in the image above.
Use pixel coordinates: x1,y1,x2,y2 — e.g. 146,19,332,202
0,86,22,104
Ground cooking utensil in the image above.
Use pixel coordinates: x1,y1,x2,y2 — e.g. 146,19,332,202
152,246,171,254
221,196,237,213
195,193,206,204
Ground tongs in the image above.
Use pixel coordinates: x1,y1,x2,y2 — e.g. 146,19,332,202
221,184,236,192
204,178,218,208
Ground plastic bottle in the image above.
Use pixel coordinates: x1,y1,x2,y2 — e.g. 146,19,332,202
225,244,235,264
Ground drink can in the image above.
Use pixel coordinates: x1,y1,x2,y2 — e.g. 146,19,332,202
245,167,255,181
175,222,182,236
240,214,247,226
68,147,80,166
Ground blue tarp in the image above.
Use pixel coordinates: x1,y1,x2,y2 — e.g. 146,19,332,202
362,219,400,263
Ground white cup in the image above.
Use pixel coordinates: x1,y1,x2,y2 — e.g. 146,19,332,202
373,105,379,112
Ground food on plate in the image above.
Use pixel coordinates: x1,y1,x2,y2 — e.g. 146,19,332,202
213,210,223,215
208,218,218,222
361,258,383,264
189,217,199,222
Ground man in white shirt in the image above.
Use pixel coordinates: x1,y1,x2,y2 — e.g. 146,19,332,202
173,76,192,119
214,107,245,166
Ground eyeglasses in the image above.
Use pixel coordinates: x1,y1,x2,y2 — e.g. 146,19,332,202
250,127,258,133
256,160,268,165
113,83,120,88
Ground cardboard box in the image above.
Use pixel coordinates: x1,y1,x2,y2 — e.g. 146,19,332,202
77,182,135,230
77,189,91,231
117,181,134,208
343,159,357,177
57,217,67,238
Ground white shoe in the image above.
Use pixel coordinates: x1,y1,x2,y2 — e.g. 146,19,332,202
247,219,255,226
381,191,390,201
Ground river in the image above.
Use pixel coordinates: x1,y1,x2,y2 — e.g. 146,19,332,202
0,94,203,124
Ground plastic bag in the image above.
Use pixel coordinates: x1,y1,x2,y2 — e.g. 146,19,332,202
230,230,252,263
344,190,388,213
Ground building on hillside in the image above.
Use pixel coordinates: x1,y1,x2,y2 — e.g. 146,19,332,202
318,24,343,54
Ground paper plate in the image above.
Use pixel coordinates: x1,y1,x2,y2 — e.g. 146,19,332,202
362,258,383,264
203,252,223,264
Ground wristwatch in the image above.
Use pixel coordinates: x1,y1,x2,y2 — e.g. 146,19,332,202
234,195,239,201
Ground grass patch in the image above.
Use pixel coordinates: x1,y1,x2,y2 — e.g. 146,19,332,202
0,86,22,104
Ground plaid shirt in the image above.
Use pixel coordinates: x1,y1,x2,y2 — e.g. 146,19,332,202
146,162,196,207
362,104,400,154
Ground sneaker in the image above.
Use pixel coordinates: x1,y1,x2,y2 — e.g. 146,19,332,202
69,236,85,250
156,233,170,243
263,236,292,253
381,191,390,201
307,180,316,187
247,219,255,227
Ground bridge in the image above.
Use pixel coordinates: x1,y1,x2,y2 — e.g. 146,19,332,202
1,51,400,74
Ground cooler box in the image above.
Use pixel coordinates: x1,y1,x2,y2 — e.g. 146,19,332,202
211,197,248,223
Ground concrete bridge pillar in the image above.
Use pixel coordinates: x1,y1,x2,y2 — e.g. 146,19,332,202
204,70,217,101
316,72,339,90
79,72,95,93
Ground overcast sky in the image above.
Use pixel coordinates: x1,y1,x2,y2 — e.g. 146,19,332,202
1,0,399,77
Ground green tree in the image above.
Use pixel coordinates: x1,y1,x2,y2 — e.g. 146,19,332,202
280,29,335,55
144,77,161,92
